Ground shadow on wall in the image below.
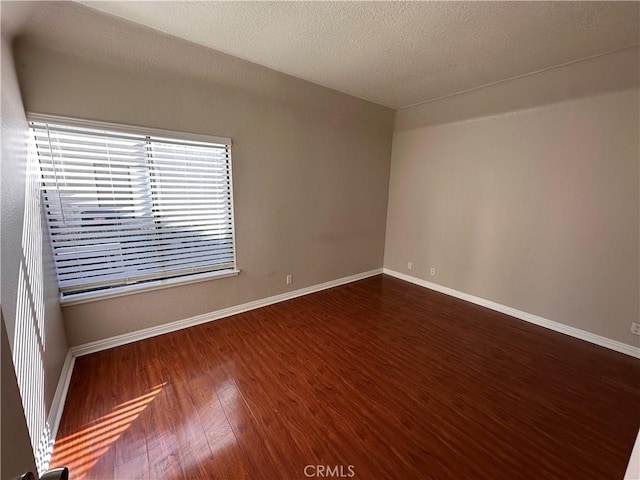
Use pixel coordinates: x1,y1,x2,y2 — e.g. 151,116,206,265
12,134,54,474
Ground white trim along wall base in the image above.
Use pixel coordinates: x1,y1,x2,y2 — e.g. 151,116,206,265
624,429,640,480
46,268,382,467
383,268,640,359
69,268,383,356
48,268,640,472
44,351,75,471
46,267,638,470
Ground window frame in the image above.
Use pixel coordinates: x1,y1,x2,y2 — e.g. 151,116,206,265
28,113,239,306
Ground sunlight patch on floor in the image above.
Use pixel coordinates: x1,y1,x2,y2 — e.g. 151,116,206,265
50,384,164,479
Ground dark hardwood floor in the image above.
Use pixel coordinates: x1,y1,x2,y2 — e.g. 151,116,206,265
50,275,640,479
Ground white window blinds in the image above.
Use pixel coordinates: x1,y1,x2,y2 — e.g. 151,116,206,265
30,118,235,297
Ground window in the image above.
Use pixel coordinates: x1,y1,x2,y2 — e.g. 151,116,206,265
30,115,236,301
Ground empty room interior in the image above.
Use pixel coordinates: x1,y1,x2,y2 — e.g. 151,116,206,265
2,1,640,479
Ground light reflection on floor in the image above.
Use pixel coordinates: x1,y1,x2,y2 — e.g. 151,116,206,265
50,371,242,478
50,385,164,479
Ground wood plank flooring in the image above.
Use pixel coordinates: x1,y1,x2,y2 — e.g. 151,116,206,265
49,275,640,479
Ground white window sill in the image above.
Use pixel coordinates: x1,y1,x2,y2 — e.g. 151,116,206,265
60,269,240,307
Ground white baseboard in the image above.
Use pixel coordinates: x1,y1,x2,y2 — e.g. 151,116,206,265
43,269,379,468
47,350,75,440
70,268,383,357
624,428,640,480
42,266,639,475
383,268,640,359
43,349,75,470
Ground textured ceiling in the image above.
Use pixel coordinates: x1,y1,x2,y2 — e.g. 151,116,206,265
6,1,640,109
77,1,640,109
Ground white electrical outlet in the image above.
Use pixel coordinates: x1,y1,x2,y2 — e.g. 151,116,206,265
430,267,436,276
407,262,413,270
286,274,293,285
630,322,640,336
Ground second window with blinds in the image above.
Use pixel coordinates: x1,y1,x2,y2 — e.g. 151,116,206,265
30,116,237,304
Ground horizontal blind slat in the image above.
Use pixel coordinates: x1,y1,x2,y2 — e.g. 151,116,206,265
53,241,234,262
58,262,235,292
48,227,233,242
57,250,234,275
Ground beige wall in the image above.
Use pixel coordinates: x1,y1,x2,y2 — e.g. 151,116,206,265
2,312,37,480
385,66,639,346
14,26,394,346
1,33,68,473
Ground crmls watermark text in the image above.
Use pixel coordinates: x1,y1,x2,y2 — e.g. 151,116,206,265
304,465,356,478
